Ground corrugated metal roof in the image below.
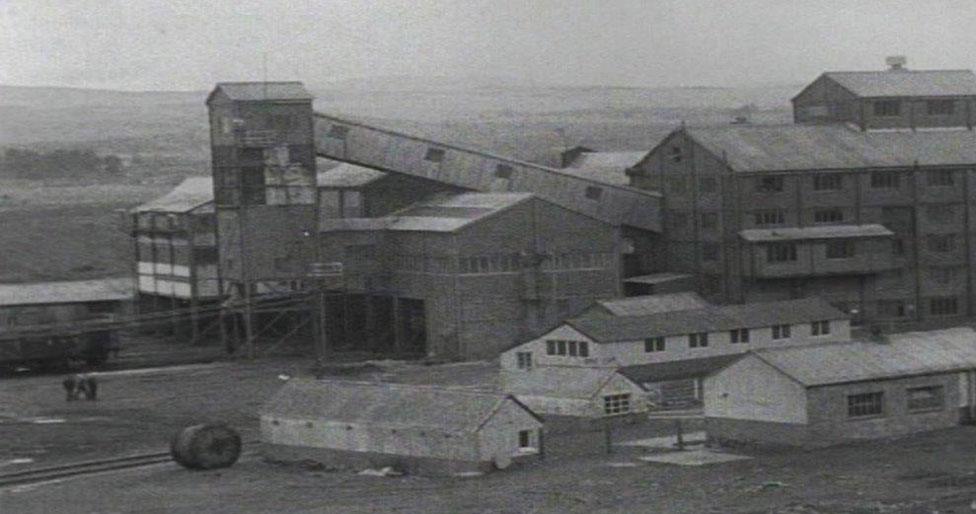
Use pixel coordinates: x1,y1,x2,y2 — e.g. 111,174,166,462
384,192,534,233
209,82,313,102
620,354,743,383
622,272,694,285
316,163,387,188
0,278,133,307
752,327,976,387
261,379,539,432
824,70,976,98
568,151,648,170
503,366,633,399
595,293,708,317
133,177,213,213
567,297,847,343
740,224,893,242
684,125,976,172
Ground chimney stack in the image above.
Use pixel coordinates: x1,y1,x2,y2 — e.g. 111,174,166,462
885,55,907,71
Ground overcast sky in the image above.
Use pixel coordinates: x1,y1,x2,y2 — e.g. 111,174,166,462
2,0,975,91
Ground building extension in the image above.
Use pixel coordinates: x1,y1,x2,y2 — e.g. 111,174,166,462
260,379,543,475
705,327,976,448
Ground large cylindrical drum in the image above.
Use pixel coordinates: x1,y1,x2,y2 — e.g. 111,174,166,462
170,423,242,470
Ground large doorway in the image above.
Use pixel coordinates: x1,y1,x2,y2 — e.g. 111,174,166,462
397,298,427,356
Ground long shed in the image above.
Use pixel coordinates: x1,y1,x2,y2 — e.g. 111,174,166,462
260,379,543,475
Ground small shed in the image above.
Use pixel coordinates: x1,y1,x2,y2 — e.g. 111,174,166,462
501,366,647,423
705,327,976,448
260,379,544,475
0,278,133,329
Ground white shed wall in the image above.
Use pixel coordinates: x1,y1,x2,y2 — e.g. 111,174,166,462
704,355,808,424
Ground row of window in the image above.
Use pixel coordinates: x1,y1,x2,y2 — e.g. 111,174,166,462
641,322,829,352
753,170,957,194
847,385,945,419
389,252,616,274
765,240,856,263
545,339,590,358
872,99,956,118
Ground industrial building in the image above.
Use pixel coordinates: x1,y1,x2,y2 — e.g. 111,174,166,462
0,278,132,365
500,296,849,407
704,327,976,448
260,379,543,475
792,59,976,130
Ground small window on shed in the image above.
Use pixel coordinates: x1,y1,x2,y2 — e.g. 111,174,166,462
906,385,945,412
847,392,884,418
495,164,513,179
585,186,603,201
873,100,901,117
328,125,350,139
670,146,683,162
424,147,446,163
519,430,532,449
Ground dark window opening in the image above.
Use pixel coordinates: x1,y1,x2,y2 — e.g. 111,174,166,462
644,337,665,352
424,147,446,163
767,243,798,263
812,174,843,191
873,100,901,117
495,164,513,179
848,392,884,417
328,125,350,139
814,209,844,224
585,186,603,200
927,100,955,116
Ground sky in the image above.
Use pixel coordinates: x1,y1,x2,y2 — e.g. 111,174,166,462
2,0,976,91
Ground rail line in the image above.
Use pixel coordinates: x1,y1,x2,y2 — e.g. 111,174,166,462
0,452,173,488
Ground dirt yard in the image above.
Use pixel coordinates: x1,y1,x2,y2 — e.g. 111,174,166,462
2,357,976,513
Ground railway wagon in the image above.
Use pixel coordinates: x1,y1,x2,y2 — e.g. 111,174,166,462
0,279,132,367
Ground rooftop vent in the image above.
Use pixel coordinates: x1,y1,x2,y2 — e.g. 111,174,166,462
886,55,907,71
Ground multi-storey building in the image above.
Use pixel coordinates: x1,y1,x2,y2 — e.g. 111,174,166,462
629,123,976,326
792,60,976,130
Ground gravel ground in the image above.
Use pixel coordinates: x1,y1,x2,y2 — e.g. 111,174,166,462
3,357,976,513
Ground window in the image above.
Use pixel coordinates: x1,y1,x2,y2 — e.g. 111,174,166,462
516,352,532,370
826,240,855,259
927,100,955,116
907,386,945,412
585,186,603,200
603,394,632,415
757,176,784,192
930,267,957,285
568,341,579,357
754,210,785,226
670,146,683,162
927,234,956,253
811,320,831,336
689,332,709,348
812,174,843,191
848,392,884,418
930,296,959,316
424,147,446,162
870,171,900,189
873,100,900,117
579,341,589,358
730,328,750,344
699,176,717,193
518,430,532,449
877,299,907,318
644,337,665,352
495,164,513,179
927,170,954,187
557,340,567,355
772,324,791,340
814,209,844,224
702,243,720,261
925,205,954,223
700,212,718,230
326,125,350,140
546,340,556,355
767,243,798,263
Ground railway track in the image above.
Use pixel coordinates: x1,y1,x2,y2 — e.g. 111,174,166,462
0,452,173,488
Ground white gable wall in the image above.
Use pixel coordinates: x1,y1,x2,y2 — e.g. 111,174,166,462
704,355,808,424
500,325,609,371
477,399,543,461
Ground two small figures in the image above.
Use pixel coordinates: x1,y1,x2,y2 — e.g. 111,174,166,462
63,374,98,401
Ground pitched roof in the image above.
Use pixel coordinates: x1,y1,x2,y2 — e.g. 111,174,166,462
566,297,847,343
261,379,540,432
620,354,744,383
502,366,637,399
0,278,133,307
751,327,976,387
739,224,893,242
316,163,388,188
568,151,648,170
621,272,694,286
823,70,976,98
683,124,976,172
208,82,313,102
133,177,213,213
383,192,535,233
593,293,708,317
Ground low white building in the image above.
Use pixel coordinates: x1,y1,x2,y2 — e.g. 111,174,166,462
260,379,544,475
500,296,849,406
501,366,647,419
